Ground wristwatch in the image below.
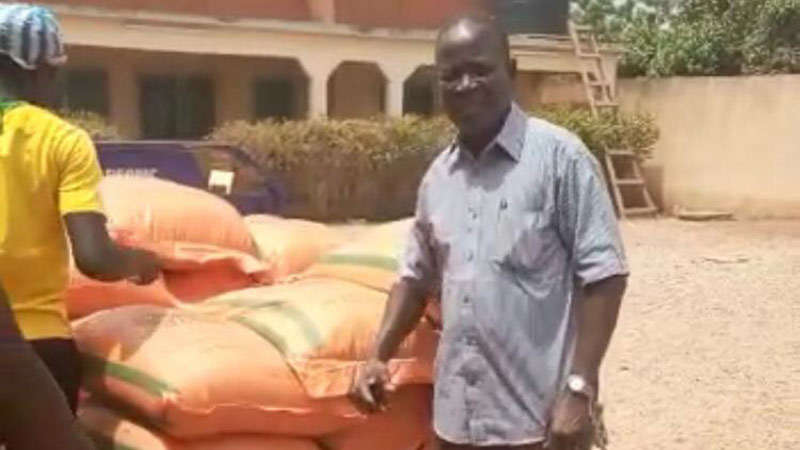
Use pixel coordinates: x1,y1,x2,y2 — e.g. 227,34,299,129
566,374,596,402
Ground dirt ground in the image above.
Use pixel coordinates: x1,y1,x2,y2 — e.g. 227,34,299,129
603,219,799,450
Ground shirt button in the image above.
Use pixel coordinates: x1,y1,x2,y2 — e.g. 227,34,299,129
463,296,470,304
467,251,474,261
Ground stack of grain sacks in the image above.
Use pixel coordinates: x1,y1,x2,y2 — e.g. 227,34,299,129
70,177,436,450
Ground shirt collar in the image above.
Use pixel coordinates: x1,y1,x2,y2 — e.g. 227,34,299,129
448,102,528,164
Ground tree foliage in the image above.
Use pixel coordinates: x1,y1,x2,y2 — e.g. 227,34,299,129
572,0,800,76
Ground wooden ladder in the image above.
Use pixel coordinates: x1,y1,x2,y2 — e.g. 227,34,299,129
568,22,658,219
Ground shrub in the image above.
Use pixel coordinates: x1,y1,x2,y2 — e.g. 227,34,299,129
209,109,658,220
532,106,658,162
210,115,453,173
209,115,451,220
59,110,123,140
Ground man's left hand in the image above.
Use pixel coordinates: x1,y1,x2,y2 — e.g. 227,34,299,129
547,391,594,450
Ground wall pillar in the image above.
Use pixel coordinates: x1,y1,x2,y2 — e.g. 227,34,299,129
382,64,416,116
301,58,338,117
107,59,140,138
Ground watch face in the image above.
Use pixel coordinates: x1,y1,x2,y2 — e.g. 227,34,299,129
568,375,586,392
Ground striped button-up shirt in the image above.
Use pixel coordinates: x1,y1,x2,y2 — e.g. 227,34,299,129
399,103,628,446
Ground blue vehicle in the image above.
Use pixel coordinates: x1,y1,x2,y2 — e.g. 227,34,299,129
95,141,286,215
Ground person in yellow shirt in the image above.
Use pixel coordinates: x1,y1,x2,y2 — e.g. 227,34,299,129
0,5,160,445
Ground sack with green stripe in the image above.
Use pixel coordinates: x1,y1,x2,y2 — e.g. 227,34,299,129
209,277,438,399
75,305,364,439
303,219,412,292
79,401,321,450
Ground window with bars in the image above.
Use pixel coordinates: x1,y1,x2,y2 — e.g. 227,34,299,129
139,75,215,139
253,78,295,120
61,68,109,116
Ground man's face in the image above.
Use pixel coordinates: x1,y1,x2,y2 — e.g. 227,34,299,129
436,24,514,140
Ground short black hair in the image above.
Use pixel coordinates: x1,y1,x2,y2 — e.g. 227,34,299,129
436,12,511,62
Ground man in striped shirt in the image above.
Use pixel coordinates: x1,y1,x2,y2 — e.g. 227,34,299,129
353,14,628,450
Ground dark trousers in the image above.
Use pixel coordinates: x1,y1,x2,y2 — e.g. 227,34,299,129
29,338,81,415
0,338,89,449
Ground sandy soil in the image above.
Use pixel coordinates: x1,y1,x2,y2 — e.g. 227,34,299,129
602,219,799,450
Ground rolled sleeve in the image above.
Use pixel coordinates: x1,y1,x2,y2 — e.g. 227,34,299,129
398,180,437,292
557,146,629,286
57,130,104,215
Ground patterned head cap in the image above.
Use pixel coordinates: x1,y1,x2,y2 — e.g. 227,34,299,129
0,3,67,70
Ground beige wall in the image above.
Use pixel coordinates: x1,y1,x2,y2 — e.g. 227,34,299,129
514,72,589,110
538,74,586,105
514,71,544,110
620,76,800,219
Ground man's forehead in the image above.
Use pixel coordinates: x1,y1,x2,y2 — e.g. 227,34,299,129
436,21,505,60
441,20,480,43
436,27,502,58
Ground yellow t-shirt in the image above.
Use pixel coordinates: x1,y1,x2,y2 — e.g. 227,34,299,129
0,102,103,340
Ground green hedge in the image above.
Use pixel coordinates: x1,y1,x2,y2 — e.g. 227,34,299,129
209,108,658,220
533,106,658,162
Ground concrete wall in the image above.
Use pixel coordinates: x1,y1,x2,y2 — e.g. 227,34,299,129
538,74,586,105
514,71,544,110
514,73,587,109
46,0,481,28
334,0,481,29
47,0,312,21
620,76,800,218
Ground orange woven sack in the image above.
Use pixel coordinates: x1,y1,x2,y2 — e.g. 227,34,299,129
99,176,255,255
321,385,433,450
79,402,321,450
303,219,412,292
302,219,443,330
208,277,438,399
66,241,270,319
244,215,343,280
75,305,362,439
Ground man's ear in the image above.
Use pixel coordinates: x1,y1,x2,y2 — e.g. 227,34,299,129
508,58,518,80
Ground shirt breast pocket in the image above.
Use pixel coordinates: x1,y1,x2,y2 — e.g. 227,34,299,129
492,198,554,273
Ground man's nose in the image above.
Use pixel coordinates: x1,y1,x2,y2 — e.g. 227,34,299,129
454,73,477,93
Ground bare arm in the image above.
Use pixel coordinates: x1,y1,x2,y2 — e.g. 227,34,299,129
571,275,627,388
353,177,436,412
350,278,428,412
64,212,159,283
372,278,429,362
0,285,96,450
550,148,629,448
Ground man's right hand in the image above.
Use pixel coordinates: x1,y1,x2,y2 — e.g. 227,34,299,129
126,248,161,285
349,280,428,414
350,359,392,414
